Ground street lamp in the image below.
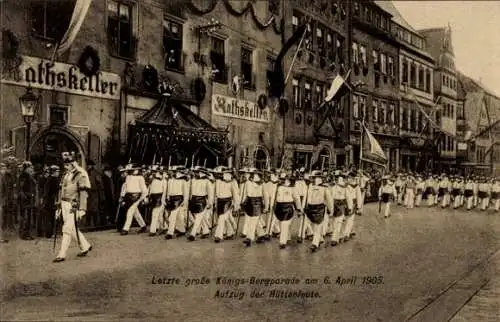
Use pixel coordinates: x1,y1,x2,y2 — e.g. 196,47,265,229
19,86,39,160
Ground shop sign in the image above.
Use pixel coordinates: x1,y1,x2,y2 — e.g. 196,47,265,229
212,94,271,123
1,55,121,100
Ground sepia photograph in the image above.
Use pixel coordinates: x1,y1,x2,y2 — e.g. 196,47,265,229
1,0,499,321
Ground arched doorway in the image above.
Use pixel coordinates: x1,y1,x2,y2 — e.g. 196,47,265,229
30,127,86,168
254,146,270,170
192,145,219,169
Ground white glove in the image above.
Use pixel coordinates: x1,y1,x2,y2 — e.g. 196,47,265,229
77,210,86,220
55,208,61,220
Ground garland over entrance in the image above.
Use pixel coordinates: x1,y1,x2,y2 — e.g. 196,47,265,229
188,0,283,34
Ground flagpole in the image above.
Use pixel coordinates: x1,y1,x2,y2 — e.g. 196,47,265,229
359,119,363,170
284,17,310,85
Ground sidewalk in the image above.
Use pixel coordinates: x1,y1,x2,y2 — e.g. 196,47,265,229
449,255,500,322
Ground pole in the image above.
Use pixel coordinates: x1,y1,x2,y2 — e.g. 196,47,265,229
345,0,353,168
359,120,363,170
25,121,31,160
284,18,309,85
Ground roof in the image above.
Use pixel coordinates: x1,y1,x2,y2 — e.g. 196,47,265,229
374,1,416,33
136,95,222,133
419,27,455,59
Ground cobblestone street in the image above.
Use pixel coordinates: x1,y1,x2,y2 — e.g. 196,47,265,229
1,204,500,322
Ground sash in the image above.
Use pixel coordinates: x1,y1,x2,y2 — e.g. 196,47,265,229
149,193,162,207
243,197,263,217
216,197,232,215
274,202,295,221
166,195,184,211
305,203,325,224
189,195,208,214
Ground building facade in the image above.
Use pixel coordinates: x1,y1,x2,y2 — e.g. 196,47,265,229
1,0,283,169
281,0,349,169
419,26,459,170
377,1,436,172
349,1,400,171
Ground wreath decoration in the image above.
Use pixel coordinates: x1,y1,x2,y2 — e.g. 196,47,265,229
257,94,268,110
192,77,206,102
278,98,289,115
77,46,101,77
2,29,19,59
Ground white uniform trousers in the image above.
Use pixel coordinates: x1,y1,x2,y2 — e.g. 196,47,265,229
453,195,461,209
342,213,355,238
331,215,344,242
279,220,292,245
480,197,490,210
190,209,210,237
57,201,91,259
311,222,323,247
298,215,312,239
427,194,435,207
215,210,231,240
441,193,450,208
166,206,183,236
405,189,415,209
245,216,265,241
201,209,212,233
123,200,146,231
266,212,280,235
383,202,391,218
259,215,266,229
358,190,366,213
225,214,236,236
473,195,478,207
242,215,249,236
415,192,422,207
494,199,500,211
149,206,165,233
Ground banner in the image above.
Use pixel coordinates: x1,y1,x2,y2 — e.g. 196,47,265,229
212,94,271,123
361,125,387,166
56,0,93,55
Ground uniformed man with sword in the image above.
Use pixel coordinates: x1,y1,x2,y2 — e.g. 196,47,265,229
53,152,93,263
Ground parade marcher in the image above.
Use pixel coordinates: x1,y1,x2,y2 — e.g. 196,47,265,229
438,174,451,208
165,166,189,239
0,163,9,243
86,160,105,227
213,166,240,243
464,177,475,210
296,170,313,242
240,168,266,247
473,176,479,208
102,166,116,225
404,173,416,209
303,170,332,252
358,169,370,215
203,170,217,235
119,164,148,235
330,172,347,247
342,172,359,242
424,175,436,207
273,170,302,249
19,161,37,240
238,167,251,238
148,165,167,236
492,178,500,212
452,177,463,209
415,175,424,207
42,165,60,238
394,174,404,205
53,152,92,263
478,177,491,211
379,175,396,218
263,169,280,240
187,166,213,241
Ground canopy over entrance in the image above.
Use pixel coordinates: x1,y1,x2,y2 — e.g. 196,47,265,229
127,94,231,167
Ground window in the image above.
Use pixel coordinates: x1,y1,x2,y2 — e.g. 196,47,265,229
457,104,465,119
304,81,312,109
380,101,387,124
352,42,359,64
372,99,378,123
402,59,408,83
359,96,366,119
31,0,74,40
401,104,408,130
443,75,447,86
417,111,423,132
436,110,441,126
353,94,359,119
388,103,395,124
108,1,135,58
450,104,454,119
293,78,300,108
410,62,416,87
211,37,227,83
305,22,313,52
49,105,69,125
292,14,300,32
373,50,379,70
336,37,344,63
327,32,334,61
381,53,387,74
426,69,431,92
317,26,325,57
266,56,276,93
316,84,324,106
360,45,367,65
410,106,416,131
163,20,183,71
241,47,254,89
388,56,394,77
418,66,424,90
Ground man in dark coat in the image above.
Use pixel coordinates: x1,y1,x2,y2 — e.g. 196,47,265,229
87,160,105,227
19,161,37,240
40,165,61,238
0,163,9,243
102,166,116,226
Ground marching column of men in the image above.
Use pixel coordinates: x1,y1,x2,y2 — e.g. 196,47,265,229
111,163,373,252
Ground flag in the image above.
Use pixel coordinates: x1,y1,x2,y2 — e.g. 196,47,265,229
269,23,307,98
56,0,93,55
361,125,387,167
325,73,348,103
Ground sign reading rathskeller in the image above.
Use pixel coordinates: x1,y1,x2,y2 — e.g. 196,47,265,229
1,55,121,100
212,94,271,123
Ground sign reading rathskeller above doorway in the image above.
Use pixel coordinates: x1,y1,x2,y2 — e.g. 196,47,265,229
212,94,271,123
1,55,121,100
